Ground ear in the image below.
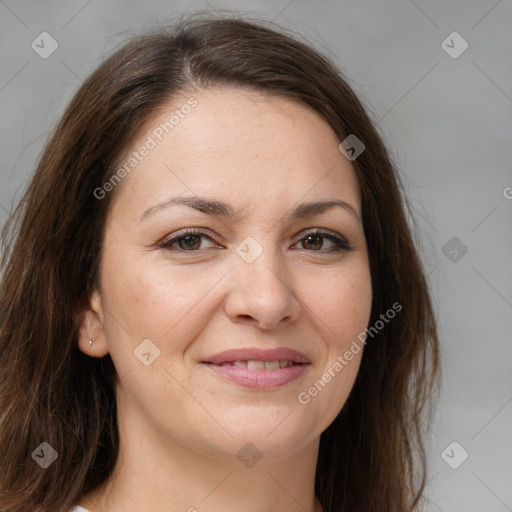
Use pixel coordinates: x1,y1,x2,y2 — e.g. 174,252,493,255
77,288,110,358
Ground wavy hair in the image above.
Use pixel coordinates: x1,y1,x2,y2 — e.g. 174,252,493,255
0,13,440,512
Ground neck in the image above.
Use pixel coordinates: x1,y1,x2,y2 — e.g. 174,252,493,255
80,404,323,512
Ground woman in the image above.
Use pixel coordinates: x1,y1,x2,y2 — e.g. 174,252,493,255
0,13,440,512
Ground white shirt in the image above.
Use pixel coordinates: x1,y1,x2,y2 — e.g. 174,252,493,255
70,507,90,512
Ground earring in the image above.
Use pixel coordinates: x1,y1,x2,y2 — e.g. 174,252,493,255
88,339,93,346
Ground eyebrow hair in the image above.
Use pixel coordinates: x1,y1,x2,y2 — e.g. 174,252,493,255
139,196,361,223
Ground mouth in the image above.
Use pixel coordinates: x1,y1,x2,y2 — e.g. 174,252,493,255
204,359,303,370
200,348,311,389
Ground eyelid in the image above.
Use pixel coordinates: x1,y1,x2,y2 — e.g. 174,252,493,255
159,227,220,248
295,227,347,242
297,229,352,252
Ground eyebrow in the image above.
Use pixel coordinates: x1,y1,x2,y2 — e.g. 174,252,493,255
139,196,360,223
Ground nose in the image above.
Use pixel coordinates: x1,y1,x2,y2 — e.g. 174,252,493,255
223,241,301,330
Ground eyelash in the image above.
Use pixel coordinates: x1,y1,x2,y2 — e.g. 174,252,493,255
159,228,352,254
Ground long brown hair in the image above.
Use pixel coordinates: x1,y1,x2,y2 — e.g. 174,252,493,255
0,12,440,512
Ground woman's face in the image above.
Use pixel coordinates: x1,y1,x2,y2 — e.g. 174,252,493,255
83,87,372,464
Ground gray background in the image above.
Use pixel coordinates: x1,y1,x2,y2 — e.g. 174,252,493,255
1,0,511,510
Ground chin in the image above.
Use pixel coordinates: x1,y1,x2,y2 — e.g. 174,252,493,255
192,413,319,463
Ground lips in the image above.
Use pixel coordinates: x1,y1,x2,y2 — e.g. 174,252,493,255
202,347,310,365
201,347,311,389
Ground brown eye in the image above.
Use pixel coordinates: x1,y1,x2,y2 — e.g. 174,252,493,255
294,230,352,253
160,229,352,254
176,234,202,251
160,230,217,252
301,234,324,251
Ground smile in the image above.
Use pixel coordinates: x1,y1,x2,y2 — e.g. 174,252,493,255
213,359,298,369
202,360,310,389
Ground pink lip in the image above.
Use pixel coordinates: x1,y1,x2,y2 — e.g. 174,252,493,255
202,348,310,365
201,348,311,390
203,364,308,389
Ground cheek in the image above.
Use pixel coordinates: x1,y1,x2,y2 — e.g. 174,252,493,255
295,260,371,417
101,254,228,352
300,259,372,343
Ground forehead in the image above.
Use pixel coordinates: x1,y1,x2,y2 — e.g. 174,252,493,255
109,87,361,220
